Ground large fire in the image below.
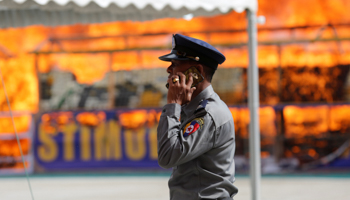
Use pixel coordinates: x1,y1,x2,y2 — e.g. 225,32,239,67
0,114,31,134
1,0,350,170
0,0,349,113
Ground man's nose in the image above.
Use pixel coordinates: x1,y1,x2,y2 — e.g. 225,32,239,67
166,66,172,73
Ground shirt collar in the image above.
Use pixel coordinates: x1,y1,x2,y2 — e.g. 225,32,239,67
182,85,214,117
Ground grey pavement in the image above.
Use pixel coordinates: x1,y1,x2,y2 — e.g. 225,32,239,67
1,174,350,200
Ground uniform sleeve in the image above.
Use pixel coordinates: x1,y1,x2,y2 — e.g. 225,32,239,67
157,103,215,169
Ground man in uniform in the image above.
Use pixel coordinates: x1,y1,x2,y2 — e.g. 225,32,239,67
157,34,238,200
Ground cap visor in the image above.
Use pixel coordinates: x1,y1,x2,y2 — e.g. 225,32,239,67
159,53,191,62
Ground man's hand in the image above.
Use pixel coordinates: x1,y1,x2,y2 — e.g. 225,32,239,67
167,72,196,105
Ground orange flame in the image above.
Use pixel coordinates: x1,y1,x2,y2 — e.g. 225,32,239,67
39,112,75,134
283,106,328,138
0,139,30,157
229,106,277,138
0,114,31,134
329,105,350,133
119,110,148,129
0,0,349,115
76,112,106,127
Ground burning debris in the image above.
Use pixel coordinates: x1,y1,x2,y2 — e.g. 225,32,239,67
1,0,350,173
281,66,349,102
241,65,350,105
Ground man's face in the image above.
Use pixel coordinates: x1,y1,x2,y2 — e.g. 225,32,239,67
166,60,192,77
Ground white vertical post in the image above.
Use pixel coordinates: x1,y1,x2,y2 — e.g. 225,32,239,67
247,9,261,200
108,52,115,109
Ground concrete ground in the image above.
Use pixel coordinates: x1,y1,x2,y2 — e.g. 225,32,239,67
1,173,350,200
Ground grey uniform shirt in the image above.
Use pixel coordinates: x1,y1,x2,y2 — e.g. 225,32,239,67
157,85,238,200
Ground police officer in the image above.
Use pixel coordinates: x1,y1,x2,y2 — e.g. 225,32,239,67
157,34,238,200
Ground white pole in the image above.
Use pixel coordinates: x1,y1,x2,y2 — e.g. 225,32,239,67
247,9,261,200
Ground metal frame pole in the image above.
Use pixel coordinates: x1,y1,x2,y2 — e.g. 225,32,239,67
247,9,261,200
107,52,115,109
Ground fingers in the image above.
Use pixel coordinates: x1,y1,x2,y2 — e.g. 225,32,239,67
176,72,194,88
170,72,196,89
187,73,194,88
172,77,179,84
190,87,196,93
167,72,197,105
168,75,180,88
176,72,186,86
186,86,196,101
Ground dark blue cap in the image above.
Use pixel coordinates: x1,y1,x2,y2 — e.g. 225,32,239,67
159,34,226,70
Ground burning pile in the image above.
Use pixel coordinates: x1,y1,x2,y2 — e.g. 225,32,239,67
0,0,349,112
0,0,350,171
241,65,350,105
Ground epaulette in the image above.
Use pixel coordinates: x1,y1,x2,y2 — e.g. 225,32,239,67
194,99,208,117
